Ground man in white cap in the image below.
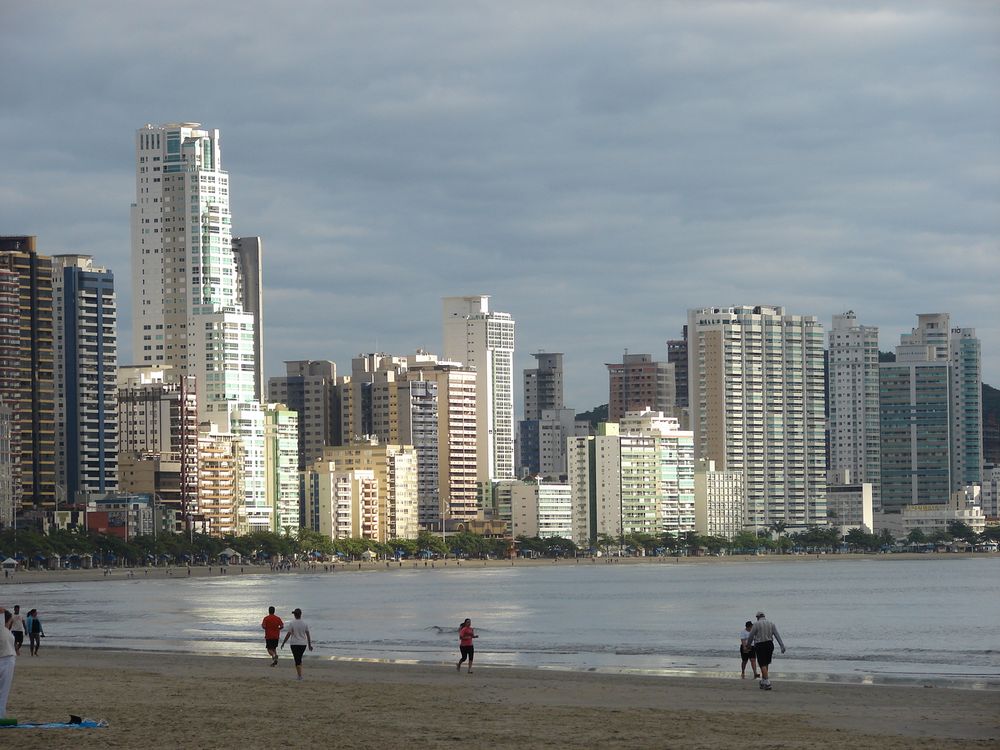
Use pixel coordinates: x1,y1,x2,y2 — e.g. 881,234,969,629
747,610,785,690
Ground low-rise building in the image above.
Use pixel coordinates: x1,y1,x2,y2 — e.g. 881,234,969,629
826,469,874,533
876,492,986,538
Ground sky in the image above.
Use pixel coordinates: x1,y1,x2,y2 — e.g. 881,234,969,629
1,0,997,412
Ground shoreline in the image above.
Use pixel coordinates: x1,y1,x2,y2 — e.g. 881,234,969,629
1,551,991,585
3,647,997,748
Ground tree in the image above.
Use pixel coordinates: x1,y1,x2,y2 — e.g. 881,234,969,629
906,528,927,545
844,528,878,552
947,521,978,544
730,530,761,553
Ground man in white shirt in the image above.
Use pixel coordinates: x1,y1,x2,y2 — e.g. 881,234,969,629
747,610,786,690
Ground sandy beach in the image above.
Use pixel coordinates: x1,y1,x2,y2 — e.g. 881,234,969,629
1,648,997,749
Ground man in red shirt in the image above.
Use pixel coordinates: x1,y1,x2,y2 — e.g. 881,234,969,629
261,606,284,667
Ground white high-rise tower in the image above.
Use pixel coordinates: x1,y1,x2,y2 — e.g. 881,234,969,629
442,295,515,482
131,123,267,529
828,311,881,509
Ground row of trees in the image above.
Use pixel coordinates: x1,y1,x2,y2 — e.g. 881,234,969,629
2,521,997,568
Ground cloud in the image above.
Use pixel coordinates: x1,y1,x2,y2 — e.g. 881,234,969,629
0,0,997,411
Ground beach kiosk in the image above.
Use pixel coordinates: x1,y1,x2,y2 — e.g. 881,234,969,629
361,549,377,562
1,557,17,572
219,548,242,564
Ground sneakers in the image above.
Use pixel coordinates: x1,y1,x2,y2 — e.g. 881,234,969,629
271,657,278,667
456,662,461,671
759,679,772,690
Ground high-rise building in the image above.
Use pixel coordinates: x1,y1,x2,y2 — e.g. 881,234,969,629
0,236,55,511
233,236,264,402
268,360,340,468
0,402,12,528
197,427,244,535
52,255,118,502
337,353,407,444
314,440,418,540
399,353,479,525
606,353,675,423
523,352,563,420
443,295,515,482
566,411,695,545
495,478,573,539
828,312,881,509
879,314,983,508
687,305,827,529
693,459,746,540
308,462,379,540
519,352,574,478
666,326,689,410
130,123,258,426
265,403,299,533
117,365,199,516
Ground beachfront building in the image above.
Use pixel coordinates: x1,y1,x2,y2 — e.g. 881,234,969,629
314,440,418,540
606,353,676,423
130,124,263,530
265,404,300,533
399,353,479,525
0,236,56,512
687,305,827,529
666,326,689,411
0,403,12,528
693,459,745,540
566,411,695,546
979,467,1000,520
442,295,516,483
117,366,199,517
826,469,874,533
875,492,986,538
828,312,880,509
337,353,408,444
496,478,573,539
880,314,983,510
52,255,118,504
307,460,379,540
197,427,245,535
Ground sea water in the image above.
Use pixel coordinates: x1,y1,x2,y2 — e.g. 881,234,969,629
8,556,1000,687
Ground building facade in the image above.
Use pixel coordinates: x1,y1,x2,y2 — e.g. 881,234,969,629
828,311,880,509
687,305,827,529
443,295,515,482
268,360,340,468
0,236,56,511
265,403,300,533
52,255,118,503
606,353,675,423
693,458,746,540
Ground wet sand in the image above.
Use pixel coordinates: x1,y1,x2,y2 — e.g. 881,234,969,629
1,648,998,749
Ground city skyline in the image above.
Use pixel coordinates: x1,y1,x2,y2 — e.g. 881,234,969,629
1,2,997,411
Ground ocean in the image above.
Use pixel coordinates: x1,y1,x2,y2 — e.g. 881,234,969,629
8,556,999,688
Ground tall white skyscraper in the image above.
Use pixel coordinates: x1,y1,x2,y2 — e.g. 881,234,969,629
130,123,258,427
828,311,881,509
687,305,827,529
442,295,515,482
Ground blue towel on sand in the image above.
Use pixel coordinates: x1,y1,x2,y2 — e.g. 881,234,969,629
2,719,108,729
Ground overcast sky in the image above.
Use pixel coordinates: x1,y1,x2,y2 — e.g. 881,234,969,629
1,0,997,411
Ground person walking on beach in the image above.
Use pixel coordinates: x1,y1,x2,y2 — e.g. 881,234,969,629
25,609,44,656
280,608,312,681
740,620,760,679
456,618,477,673
9,605,24,656
261,606,284,667
0,608,16,719
747,610,785,690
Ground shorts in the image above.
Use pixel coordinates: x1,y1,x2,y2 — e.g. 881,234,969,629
756,641,775,667
265,638,279,650
740,645,756,664
460,645,474,660
12,631,23,647
290,644,306,665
